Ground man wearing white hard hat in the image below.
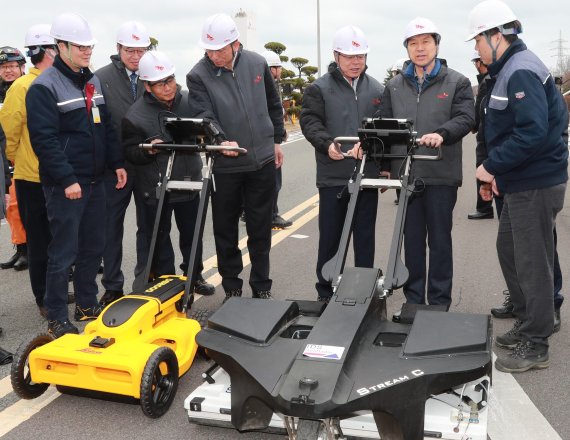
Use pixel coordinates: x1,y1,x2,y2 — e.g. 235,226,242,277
123,51,212,293
300,25,384,302
26,12,127,338
187,13,285,302
467,0,568,373
380,17,474,317
0,24,58,318
95,22,187,305
261,49,292,230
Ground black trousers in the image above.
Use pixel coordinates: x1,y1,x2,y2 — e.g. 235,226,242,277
316,186,378,298
497,184,566,350
211,162,275,293
15,179,50,307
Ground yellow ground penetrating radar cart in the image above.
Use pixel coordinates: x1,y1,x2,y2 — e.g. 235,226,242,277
10,118,242,417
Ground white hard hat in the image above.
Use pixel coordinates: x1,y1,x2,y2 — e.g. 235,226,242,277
199,13,239,50
466,0,519,41
25,24,55,48
116,21,151,48
391,58,408,72
333,25,369,55
403,17,441,47
261,50,282,67
138,51,175,82
50,12,97,46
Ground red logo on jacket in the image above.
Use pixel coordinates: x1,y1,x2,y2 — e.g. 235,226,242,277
437,92,449,99
372,97,381,105
254,74,262,84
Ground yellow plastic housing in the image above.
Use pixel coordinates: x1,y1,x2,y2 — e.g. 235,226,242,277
29,276,200,398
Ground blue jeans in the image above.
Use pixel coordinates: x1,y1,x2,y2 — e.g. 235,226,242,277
43,182,105,322
403,185,458,307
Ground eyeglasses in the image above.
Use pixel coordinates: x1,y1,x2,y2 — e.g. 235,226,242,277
123,47,148,56
0,63,21,71
339,53,366,61
70,43,94,52
148,75,176,89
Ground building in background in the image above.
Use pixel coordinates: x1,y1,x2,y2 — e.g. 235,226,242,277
234,9,258,51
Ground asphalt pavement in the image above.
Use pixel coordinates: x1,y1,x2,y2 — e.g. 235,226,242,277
0,131,568,440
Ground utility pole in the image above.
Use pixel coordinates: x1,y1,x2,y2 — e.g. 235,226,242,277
551,30,568,76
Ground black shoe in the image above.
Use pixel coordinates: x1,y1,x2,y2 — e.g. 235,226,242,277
317,295,331,304
392,308,402,323
467,210,494,220
491,290,514,319
0,250,20,269
74,304,103,322
48,320,79,338
495,340,549,373
11,243,28,271
223,288,242,303
272,215,292,229
495,319,523,349
194,278,215,296
253,290,273,299
99,290,123,307
554,309,561,333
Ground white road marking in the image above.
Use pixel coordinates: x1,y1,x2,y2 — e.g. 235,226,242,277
0,387,60,437
290,234,310,239
0,376,12,400
488,354,561,439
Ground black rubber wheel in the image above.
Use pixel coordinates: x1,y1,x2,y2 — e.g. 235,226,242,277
188,308,211,329
140,346,179,418
188,309,212,359
296,419,322,440
11,333,53,399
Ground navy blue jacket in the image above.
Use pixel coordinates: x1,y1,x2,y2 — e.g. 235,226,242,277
26,55,123,188
483,40,568,193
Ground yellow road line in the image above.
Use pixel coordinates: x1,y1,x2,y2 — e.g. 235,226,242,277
201,194,319,273
203,197,320,288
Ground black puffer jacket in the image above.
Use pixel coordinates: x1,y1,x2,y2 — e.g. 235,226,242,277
300,62,384,187
122,87,202,205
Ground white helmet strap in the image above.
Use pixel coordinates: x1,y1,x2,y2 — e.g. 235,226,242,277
65,41,83,71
